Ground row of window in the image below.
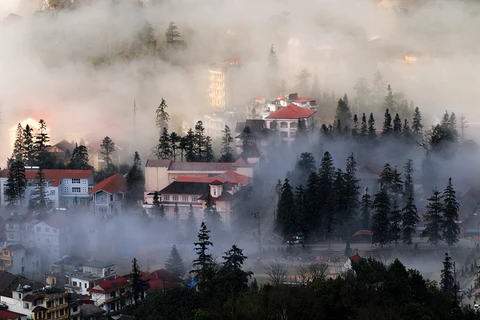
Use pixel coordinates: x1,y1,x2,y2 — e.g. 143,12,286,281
163,195,198,202
271,121,299,129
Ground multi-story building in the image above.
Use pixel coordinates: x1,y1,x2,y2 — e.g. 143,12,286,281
5,214,39,248
89,173,126,216
202,111,241,141
234,119,271,155
0,245,42,282
208,58,243,110
34,216,72,269
144,157,253,197
0,169,94,208
265,103,316,146
1,285,69,320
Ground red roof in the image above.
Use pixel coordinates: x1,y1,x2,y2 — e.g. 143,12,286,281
89,173,126,195
89,277,129,294
294,98,315,103
350,253,361,263
0,309,27,319
0,169,93,187
266,104,316,120
210,179,223,186
175,170,250,185
215,57,243,68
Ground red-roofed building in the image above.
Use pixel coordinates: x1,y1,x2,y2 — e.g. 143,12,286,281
208,58,243,110
89,174,126,216
0,169,94,208
265,104,316,145
146,269,182,292
88,275,147,315
0,309,27,320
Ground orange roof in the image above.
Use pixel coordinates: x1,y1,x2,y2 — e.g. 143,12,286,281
215,57,243,68
89,173,126,195
0,169,93,187
266,104,316,120
89,277,129,294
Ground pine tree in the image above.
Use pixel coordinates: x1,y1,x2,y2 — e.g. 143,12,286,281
368,113,376,139
22,124,35,165
360,113,368,137
421,189,444,246
157,127,172,159
353,77,371,111
131,258,146,307
360,188,372,230
13,124,24,160
169,132,181,162
372,187,391,247
327,169,346,234
296,152,316,183
393,113,402,137
184,129,196,162
267,45,279,97
343,154,360,228
186,204,197,237
403,159,415,204
372,71,386,107
29,168,50,212
335,98,352,130
204,136,215,162
33,119,52,168
194,121,206,161
402,119,412,144
100,136,115,167
68,144,91,169
126,152,145,206
440,253,456,300
220,125,235,163
165,245,185,277
402,194,419,245
241,126,253,156
165,22,187,50
151,191,164,219
384,84,394,111
412,106,423,142
204,193,222,231
5,155,26,206
390,200,402,246
190,222,214,292
378,164,403,197
174,202,180,227
304,172,320,237
294,185,306,235
351,114,359,137
276,179,297,240
155,98,170,132
317,152,335,236
382,109,393,136
442,178,460,247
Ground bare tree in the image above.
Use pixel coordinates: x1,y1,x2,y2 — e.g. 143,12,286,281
298,262,329,282
264,262,287,286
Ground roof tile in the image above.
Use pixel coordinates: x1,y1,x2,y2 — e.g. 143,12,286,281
89,173,126,195
266,103,316,120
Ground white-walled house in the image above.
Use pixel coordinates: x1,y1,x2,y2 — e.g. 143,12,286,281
0,245,42,282
34,216,71,268
5,214,38,248
265,103,316,146
89,173,126,216
0,169,94,208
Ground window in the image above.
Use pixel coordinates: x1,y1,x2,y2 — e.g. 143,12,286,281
280,131,288,138
290,122,298,129
172,195,179,201
50,190,55,196
72,179,80,184
72,306,78,312
182,196,189,202
192,196,198,202
45,227,50,232
280,122,288,128
73,281,77,286
7,234,14,240
163,195,170,201
72,187,81,193
24,302,29,308
110,195,113,201
213,188,217,196
84,283,87,288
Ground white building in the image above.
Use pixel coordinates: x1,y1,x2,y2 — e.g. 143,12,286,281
0,169,94,208
89,173,126,216
82,261,116,279
65,261,116,295
33,216,71,268
4,214,39,248
0,245,42,282
89,276,138,315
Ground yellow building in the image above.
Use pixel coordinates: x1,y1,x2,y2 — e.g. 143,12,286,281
208,58,243,110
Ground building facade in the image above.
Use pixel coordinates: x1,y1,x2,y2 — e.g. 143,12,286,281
89,173,126,216
33,217,71,269
208,58,243,110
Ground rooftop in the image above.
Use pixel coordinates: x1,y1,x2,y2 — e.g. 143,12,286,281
89,276,129,294
0,309,27,319
159,182,210,196
0,169,93,187
83,260,115,269
265,103,316,120
89,173,126,195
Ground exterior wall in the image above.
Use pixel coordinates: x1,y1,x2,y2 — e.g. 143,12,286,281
0,178,59,207
5,220,37,248
25,250,42,281
145,167,169,193
69,277,92,295
58,177,92,207
34,222,71,268
82,265,116,278
91,287,134,314
0,296,34,317
91,191,123,216
208,68,226,109
1,248,25,275
265,116,315,145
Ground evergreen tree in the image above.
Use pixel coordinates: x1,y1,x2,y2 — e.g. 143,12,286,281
317,152,335,236
4,155,26,206
442,178,460,247
378,164,403,197
360,188,372,230
403,159,415,204
382,109,393,136
174,202,180,227
131,258,146,307
372,71,386,107
155,98,170,132
186,204,197,237
440,253,456,300
304,172,320,237
402,194,419,245
151,191,164,219
367,113,376,139
412,106,423,142
165,22,187,50
294,185,307,235
184,129,196,162
22,124,35,165
276,179,297,240
126,152,145,205
68,144,91,169
327,169,346,235
241,126,253,156
33,119,53,167
421,189,444,246
344,240,352,257
204,193,222,230
390,200,402,246
220,125,235,163
384,84,394,111
165,245,185,277
204,136,215,162
100,136,115,167
393,113,402,137
137,22,156,55
296,152,316,183
360,113,368,137
295,68,311,96
335,98,352,130
402,119,413,144
156,127,172,159
13,124,24,160
351,114,359,137
29,168,50,212
353,77,371,111
194,121,206,161
190,222,214,292
372,187,391,247
169,132,181,162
